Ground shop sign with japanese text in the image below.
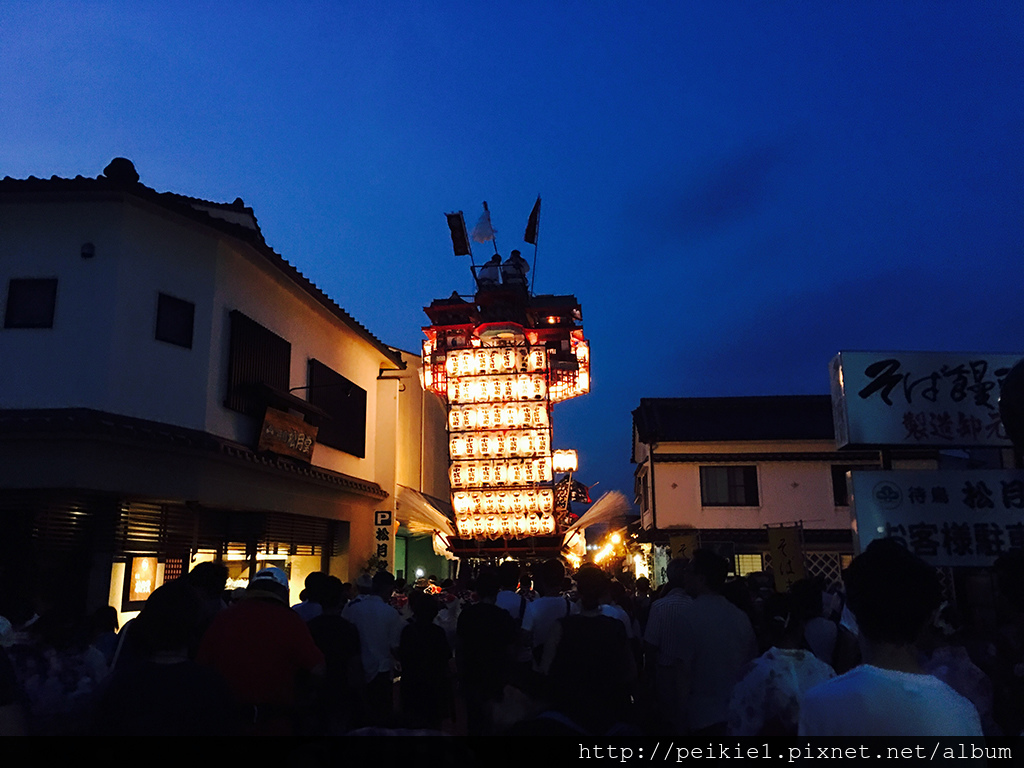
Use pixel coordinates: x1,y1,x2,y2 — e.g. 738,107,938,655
669,532,699,561
257,407,318,462
768,526,806,592
374,510,394,572
129,556,158,602
850,469,1024,567
830,351,1021,449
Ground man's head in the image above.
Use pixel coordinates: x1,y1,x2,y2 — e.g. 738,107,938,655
665,558,689,590
498,561,520,591
844,538,941,646
185,561,228,601
319,576,346,614
536,559,565,596
685,549,729,596
247,566,289,604
789,578,824,622
474,568,501,601
354,571,374,595
135,580,206,654
372,570,396,598
408,589,439,622
302,571,330,604
574,564,610,611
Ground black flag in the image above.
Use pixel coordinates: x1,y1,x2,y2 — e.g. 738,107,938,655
524,196,541,245
446,211,471,256
570,478,591,504
555,475,591,508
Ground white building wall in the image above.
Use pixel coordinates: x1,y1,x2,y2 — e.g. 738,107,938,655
2,200,128,410
209,236,390,480
632,430,654,529
1,195,396,486
647,439,861,531
393,350,449,501
374,349,451,506
107,201,218,429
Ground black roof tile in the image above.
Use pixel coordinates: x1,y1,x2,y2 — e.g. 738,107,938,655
633,395,835,444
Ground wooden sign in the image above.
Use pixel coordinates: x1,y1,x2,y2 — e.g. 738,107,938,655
669,532,699,561
258,407,318,462
768,525,805,592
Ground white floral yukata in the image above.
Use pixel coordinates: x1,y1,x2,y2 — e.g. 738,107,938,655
727,646,835,736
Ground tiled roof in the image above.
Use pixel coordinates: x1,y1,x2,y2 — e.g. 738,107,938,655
632,395,836,444
0,408,388,500
0,158,404,369
634,526,853,545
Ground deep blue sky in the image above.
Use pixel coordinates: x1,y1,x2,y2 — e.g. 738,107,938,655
3,3,1022,506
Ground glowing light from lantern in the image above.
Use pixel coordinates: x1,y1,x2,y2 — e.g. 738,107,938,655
552,449,578,473
447,373,548,404
449,429,550,460
422,306,587,540
448,402,549,432
452,488,555,516
455,512,556,539
449,457,552,488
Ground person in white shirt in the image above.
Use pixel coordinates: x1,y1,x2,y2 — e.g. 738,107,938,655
674,550,758,736
522,559,574,668
495,561,529,624
341,570,406,726
798,539,982,737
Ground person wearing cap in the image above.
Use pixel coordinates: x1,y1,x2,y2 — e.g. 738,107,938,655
292,571,330,622
197,566,325,735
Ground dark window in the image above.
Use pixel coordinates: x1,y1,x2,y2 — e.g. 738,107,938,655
224,310,290,416
635,470,650,513
700,465,759,506
155,293,195,349
4,278,57,328
308,358,366,458
831,465,851,506
831,464,879,506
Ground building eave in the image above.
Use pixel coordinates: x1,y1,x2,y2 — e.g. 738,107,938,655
0,408,389,501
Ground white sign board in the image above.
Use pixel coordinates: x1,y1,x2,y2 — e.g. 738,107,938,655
850,469,1024,567
830,351,1020,448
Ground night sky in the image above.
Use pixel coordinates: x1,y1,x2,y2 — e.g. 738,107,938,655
3,3,1022,507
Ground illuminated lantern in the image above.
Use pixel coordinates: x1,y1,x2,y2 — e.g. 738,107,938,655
552,449,578,473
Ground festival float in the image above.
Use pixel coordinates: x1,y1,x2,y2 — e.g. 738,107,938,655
418,200,614,560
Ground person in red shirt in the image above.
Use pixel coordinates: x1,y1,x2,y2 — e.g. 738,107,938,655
197,567,325,735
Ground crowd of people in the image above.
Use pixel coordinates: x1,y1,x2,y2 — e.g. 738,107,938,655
1,543,1022,738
